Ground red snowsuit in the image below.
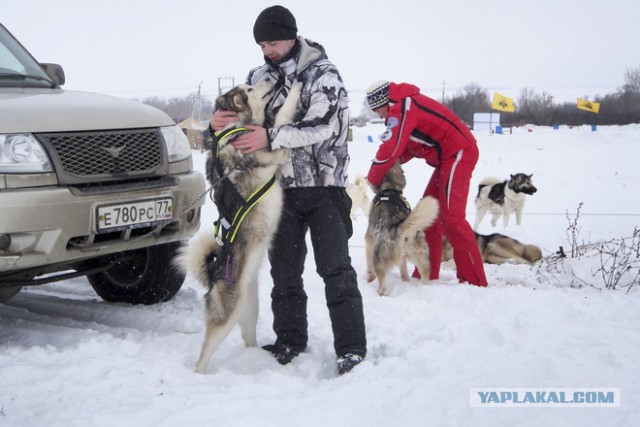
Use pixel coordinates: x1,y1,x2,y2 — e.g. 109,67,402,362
367,82,487,287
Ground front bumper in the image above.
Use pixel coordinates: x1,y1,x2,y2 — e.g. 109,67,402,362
0,171,205,274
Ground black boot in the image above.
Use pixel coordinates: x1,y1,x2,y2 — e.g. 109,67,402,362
337,354,364,375
262,343,300,365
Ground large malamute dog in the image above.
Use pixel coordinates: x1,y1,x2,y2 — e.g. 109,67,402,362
365,161,439,296
473,173,537,230
443,232,542,265
175,80,300,374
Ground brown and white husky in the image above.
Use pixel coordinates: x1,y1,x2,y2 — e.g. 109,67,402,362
175,80,300,373
365,161,439,296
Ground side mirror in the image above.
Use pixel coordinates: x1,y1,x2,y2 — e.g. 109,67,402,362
40,63,65,86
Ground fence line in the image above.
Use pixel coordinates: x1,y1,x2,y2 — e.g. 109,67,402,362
466,212,640,217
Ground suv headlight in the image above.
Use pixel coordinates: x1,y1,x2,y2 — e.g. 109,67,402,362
0,134,53,173
160,125,192,163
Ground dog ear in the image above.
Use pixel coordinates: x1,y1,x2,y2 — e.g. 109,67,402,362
215,87,241,112
232,92,244,110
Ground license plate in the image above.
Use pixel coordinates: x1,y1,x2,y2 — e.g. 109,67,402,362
97,198,173,232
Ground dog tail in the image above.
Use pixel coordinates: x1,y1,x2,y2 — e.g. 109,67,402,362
523,244,543,264
173,232,221,288
479,176,503,186
476,176,503,197
400,196,439,238
478,175,502,188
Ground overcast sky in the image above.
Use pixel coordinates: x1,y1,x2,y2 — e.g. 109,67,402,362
4,0,639,106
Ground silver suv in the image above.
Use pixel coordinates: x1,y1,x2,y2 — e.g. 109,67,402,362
0,24,205,304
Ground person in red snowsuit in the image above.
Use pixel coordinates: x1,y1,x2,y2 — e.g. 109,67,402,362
365,81,488,287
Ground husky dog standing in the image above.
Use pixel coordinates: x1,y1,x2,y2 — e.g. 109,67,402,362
175,81,300,374
473,173,537,230
365,161,439,296
443,232,542,266
346,175,371,219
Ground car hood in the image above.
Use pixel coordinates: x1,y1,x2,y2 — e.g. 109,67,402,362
0,88,175,133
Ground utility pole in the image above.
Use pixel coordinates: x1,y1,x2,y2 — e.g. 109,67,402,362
191,82,202,119
218,76,235,96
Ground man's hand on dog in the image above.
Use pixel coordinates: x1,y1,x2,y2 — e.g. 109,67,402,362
365,177,381,194
211,110,268,154
232,125,268,154
210,109,238,131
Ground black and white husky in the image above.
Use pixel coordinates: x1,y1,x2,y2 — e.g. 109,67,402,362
175,80,300,374
473,173,537,230
365,161,439,296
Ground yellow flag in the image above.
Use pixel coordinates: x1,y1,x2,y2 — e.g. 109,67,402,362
577,98,600,114
492,92,516,112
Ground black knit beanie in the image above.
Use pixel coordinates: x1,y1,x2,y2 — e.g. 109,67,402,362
253,5,298,43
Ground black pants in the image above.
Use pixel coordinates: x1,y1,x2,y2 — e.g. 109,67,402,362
268,187,367,358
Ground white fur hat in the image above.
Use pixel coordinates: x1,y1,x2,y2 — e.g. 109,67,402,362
366,80,390,110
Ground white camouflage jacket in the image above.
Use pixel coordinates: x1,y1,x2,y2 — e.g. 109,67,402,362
246,37,350,189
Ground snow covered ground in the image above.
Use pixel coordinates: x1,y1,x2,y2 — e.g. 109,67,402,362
1,123,639,426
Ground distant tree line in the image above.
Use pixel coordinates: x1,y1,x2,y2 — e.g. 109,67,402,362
140,93,215,123
443,66,640,127
143,66,640,128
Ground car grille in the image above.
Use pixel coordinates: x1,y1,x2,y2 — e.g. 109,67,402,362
37,128,164,184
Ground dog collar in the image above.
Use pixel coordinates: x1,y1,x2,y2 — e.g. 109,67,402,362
213,126,248,149
372,189,411,213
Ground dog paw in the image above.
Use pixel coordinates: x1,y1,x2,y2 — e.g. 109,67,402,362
366,272,376,282
195,362,208,374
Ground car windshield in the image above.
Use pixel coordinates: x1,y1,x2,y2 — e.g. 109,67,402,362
0,24,55,88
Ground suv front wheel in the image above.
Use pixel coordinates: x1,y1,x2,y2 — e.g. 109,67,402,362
87,242,185,305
